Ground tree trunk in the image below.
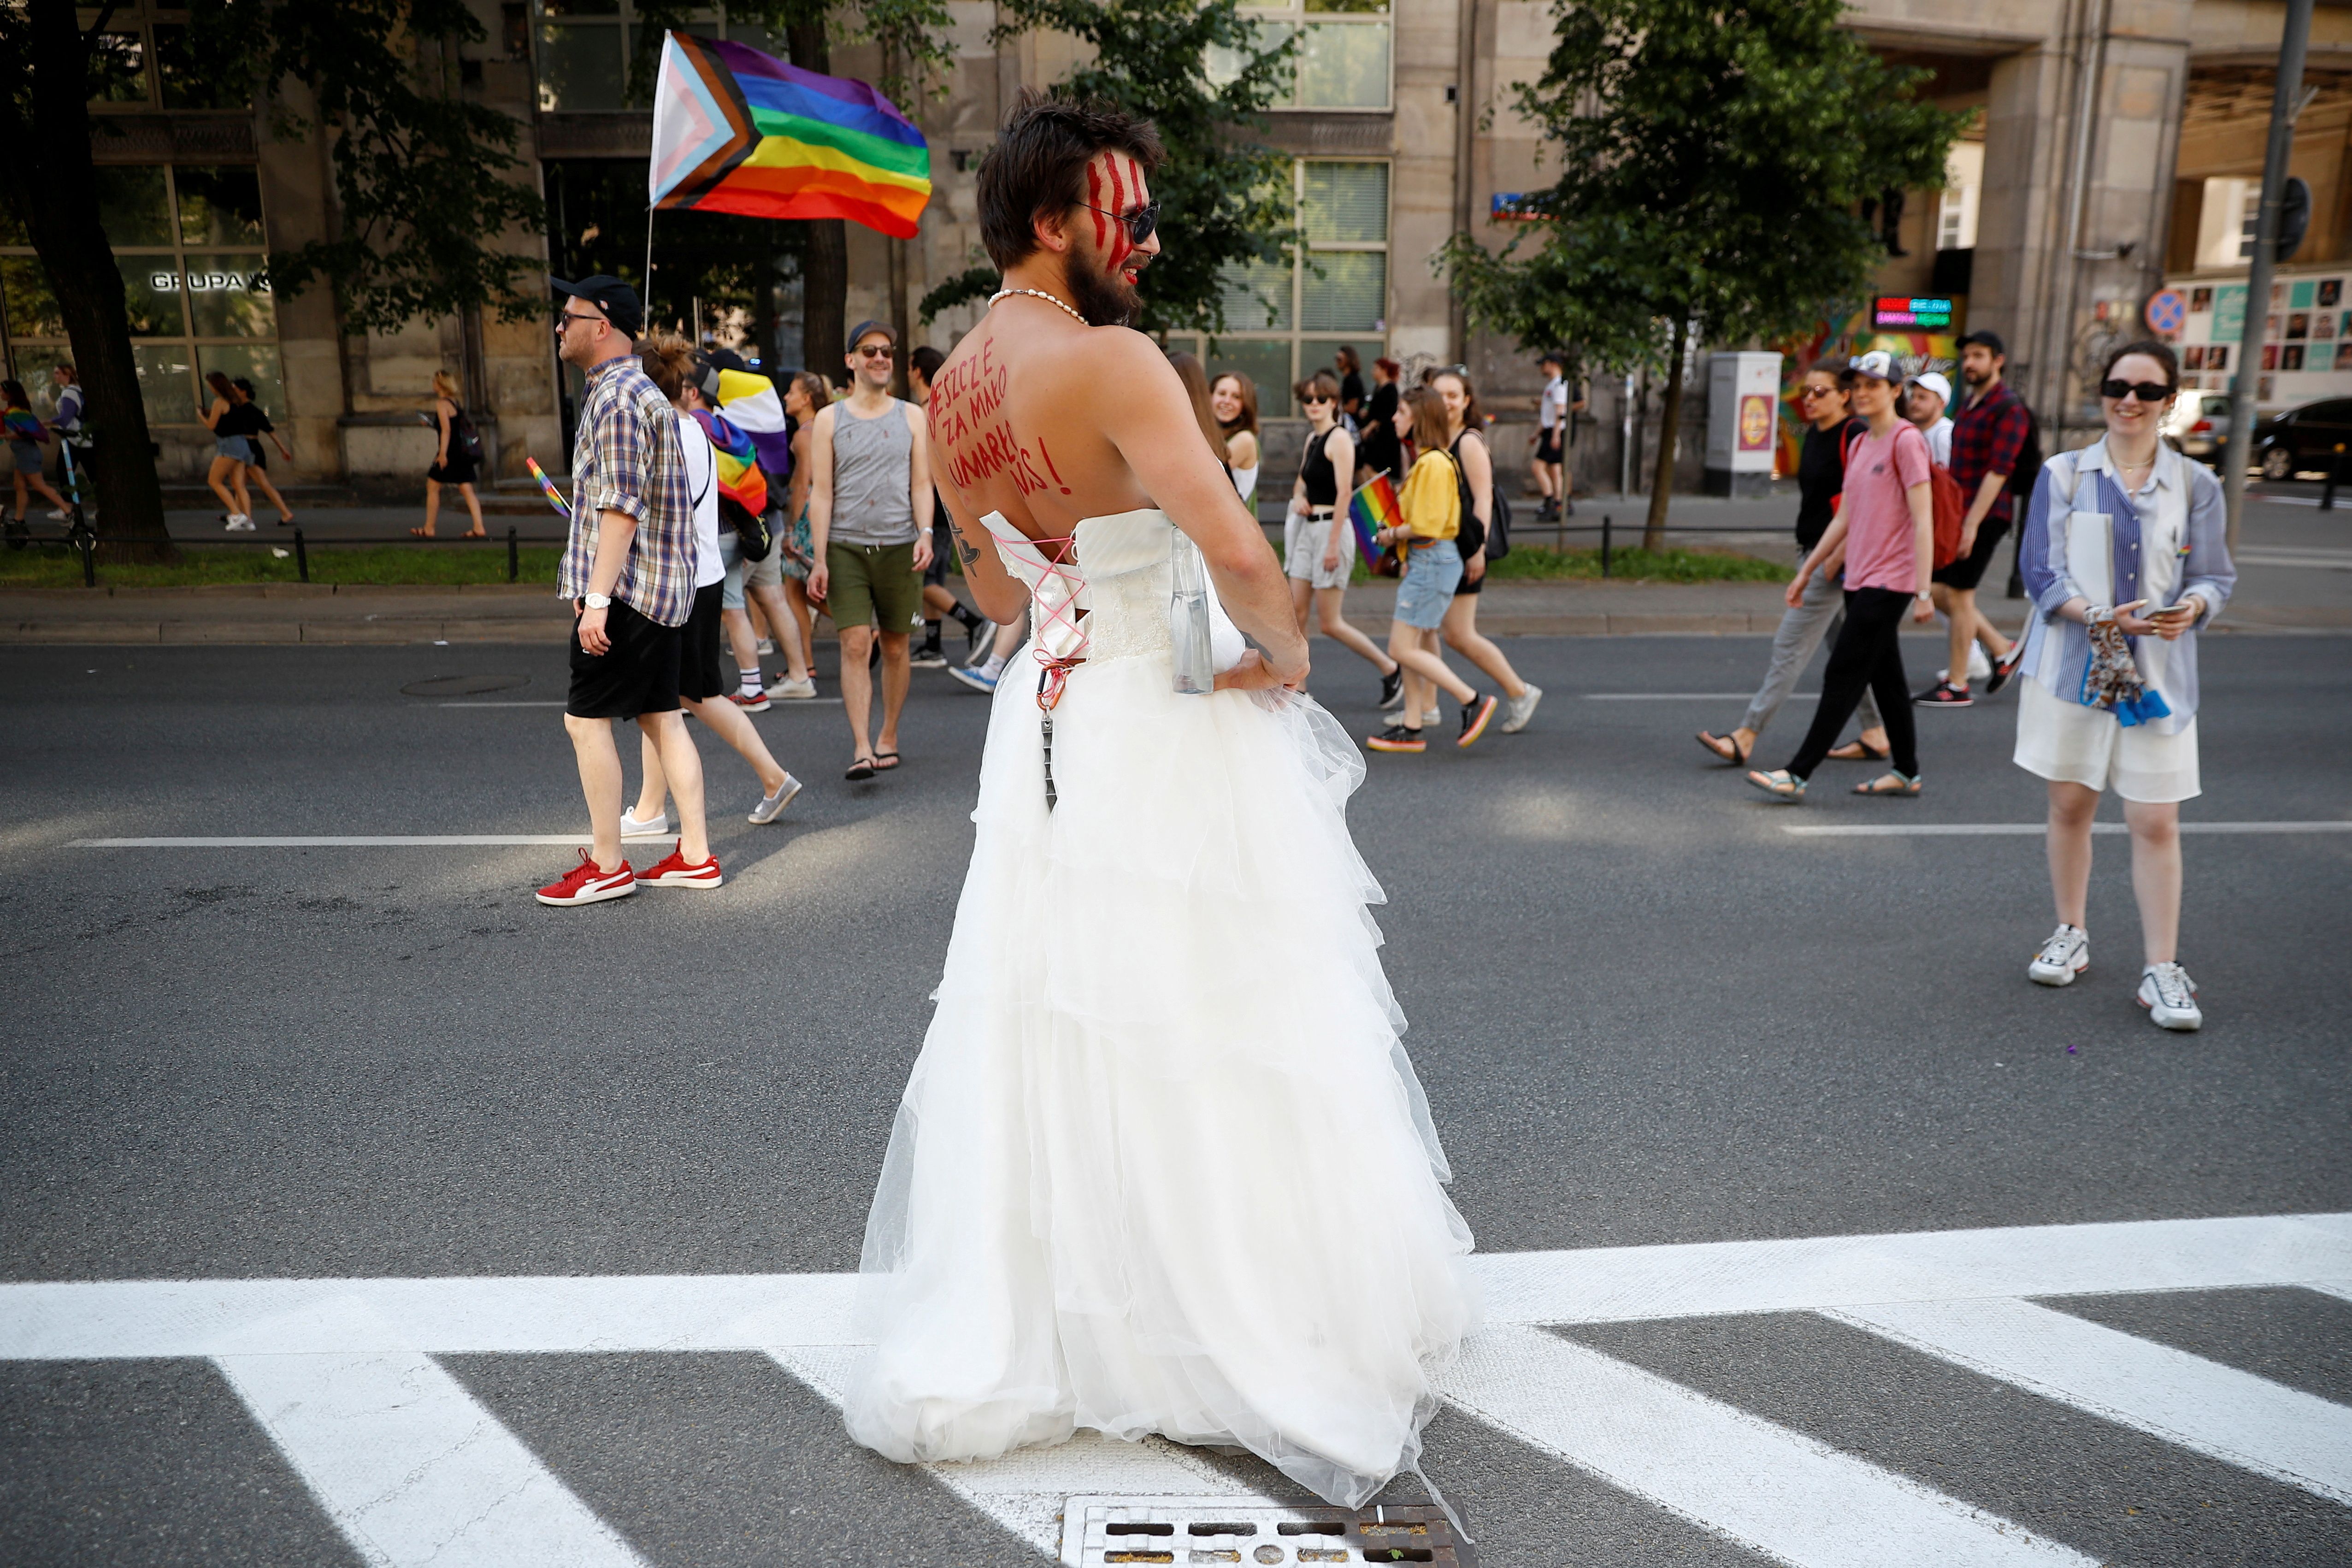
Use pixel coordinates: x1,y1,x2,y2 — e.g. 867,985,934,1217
2,0,170,557
1643,311,1689,551
787,13,847,383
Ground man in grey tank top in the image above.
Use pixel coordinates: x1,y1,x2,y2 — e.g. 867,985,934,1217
807,319,935,778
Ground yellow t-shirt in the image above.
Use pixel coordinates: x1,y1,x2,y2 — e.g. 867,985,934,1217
1398,449,1461,541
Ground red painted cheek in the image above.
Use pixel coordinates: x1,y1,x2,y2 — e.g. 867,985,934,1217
1085,163,1108,251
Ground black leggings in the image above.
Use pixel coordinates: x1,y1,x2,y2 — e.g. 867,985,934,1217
1785,587,1918,780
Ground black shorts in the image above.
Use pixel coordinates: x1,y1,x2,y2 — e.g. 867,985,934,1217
567,596,683,719
923,517,951,588
678,580,726,701
1535,428,1562,464
1932,513,2011,591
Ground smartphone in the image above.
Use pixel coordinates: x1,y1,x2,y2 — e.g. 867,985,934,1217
2144,600,2194,620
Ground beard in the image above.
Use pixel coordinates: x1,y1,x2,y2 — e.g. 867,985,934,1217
1068,242,1146,328
1961,362,1991,387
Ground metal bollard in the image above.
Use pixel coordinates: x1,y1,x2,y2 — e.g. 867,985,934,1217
294,527,309,583
1601,513,1613,578
2327,444,2345,511
507,525,519,583
75,526,95,587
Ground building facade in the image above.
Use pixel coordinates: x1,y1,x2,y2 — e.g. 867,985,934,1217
0,0,2334,494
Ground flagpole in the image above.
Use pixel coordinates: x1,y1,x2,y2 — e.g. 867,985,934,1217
643,208,654,320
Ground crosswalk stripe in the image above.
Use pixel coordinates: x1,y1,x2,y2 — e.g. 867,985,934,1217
1827,1298,2352,1506
1440,1324,2093,1567
216,1343,645,1568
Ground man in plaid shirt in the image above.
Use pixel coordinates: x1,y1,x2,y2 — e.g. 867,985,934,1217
537,274,721,907
1922,328,2032,707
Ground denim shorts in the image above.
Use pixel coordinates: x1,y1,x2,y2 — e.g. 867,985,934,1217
719,531,783,610
1393,538,1462,629
215,436,255,464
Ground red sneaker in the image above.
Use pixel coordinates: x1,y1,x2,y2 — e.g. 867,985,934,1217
536,849,636,907
641,840,724,889
727,690,771,713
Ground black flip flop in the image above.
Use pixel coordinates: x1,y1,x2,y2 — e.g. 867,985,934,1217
844,757,878,781
872,750,902,771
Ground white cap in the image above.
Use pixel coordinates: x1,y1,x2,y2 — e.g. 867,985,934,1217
1851,349,1897,382
1908,370,1952,405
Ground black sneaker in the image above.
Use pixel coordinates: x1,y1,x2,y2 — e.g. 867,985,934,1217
1379,666,1404,709
1366,724,1427,754
961,612,987,654
1457,694,1499,747
910,643,949,669
1983,642,2024,696
1914,680,1973,708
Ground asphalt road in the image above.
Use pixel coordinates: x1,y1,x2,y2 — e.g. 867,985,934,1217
3,632,2348,1566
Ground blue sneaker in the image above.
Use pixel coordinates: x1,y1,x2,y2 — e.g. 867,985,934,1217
949,663,1000,694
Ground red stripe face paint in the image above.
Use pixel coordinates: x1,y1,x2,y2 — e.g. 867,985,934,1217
1085,162,1108,252
1103,156,1132,272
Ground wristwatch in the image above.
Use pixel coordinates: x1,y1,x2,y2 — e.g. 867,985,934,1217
584,592,613,610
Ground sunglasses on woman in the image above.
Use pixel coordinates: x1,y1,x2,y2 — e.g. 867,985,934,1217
1079,199,1160,246
2101,378,2173,403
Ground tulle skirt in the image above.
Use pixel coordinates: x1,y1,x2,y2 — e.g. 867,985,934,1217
844,645,1477,1507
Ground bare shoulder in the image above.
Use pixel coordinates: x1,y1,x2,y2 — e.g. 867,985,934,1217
811,404,837,435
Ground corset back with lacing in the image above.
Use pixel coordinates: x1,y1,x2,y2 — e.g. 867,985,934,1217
982,507,1183,669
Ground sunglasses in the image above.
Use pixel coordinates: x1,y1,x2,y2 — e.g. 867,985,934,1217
1079,199,1160,246
1798,385,1839,400
2100,378,2173,403
855,344,895,360
1303,393,1333,406
554,307,604,336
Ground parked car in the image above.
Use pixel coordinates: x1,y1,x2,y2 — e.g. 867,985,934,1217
2163,388,2230,461
2249,396,2352,480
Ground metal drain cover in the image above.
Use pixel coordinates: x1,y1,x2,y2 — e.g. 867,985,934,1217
1061,1496,1474,1568
401,673,531,697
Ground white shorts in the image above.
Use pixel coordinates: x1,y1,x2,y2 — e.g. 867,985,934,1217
2014,678,2200,803
1283,508,1351,590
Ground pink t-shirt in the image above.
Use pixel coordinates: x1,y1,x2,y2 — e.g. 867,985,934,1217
1839,421,1931,594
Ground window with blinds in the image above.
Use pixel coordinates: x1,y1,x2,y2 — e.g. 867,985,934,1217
1207,0,1392,112
1172,160,1390,417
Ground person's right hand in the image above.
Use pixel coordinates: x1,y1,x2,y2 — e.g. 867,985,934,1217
577,602,612,655
1785,570,1811,609
807,562,828,603
1213,649,1289,692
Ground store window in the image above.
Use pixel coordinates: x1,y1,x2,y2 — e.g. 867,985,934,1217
1208,0,1391,113
534,2,787,112
0,164,282,428
1168,161,1388,417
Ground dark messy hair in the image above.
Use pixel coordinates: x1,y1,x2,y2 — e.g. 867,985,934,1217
908,344,946,385
637,331,695,403
2101,338,2179,391
977,89,1166,272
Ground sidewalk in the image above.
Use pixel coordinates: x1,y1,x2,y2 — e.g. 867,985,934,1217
8,573,2342,644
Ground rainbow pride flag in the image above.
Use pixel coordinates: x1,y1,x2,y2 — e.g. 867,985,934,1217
690,407,768,516
3,408,46,444
649,32,930,239
1347,472,1401,570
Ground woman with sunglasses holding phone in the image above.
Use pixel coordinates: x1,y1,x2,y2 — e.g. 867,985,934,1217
2011,340,2234,1031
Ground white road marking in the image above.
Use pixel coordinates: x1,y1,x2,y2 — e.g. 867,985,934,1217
69,834,670,847
1829,1297,2352,1505
1441,1325,2092,1567
2233,548,2352,570
437,698,847,707
1780,821,2352,837
1585,691,1816,700
9,1214,2351,1568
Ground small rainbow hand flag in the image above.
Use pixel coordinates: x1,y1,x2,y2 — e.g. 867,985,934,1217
3,409,46,443
690,407,769,516
525,457,572,520
1348,472,1402,570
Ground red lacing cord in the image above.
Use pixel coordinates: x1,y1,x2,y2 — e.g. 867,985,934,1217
1026,531,1089,712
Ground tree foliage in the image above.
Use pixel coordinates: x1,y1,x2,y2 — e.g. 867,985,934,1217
1438,0,1965,534
920,0,1298,336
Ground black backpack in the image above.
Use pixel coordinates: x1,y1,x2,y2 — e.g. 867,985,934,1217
451,407,485,466
1449,431,1512,560
2006,402,2043,503
724,495,774,561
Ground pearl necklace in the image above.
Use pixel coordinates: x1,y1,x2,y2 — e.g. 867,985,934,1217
990,287,1088,327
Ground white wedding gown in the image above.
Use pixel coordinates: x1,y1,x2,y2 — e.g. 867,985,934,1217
844,507,1477,1508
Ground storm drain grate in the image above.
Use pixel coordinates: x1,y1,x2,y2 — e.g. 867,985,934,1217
1061,1496,1474,1568
401,673,530,697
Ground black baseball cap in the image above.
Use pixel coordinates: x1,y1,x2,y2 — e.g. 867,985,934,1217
551,275,643,338
846,318,896,354
1957,329,2007,357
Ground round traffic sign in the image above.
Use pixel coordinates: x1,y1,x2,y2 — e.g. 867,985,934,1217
2145,289,2188,336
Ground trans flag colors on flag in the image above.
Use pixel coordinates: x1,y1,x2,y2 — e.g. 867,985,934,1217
1348,472,1402,571
648,32,931,239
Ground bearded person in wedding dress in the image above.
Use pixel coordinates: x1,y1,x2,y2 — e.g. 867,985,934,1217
843,90,1478,1525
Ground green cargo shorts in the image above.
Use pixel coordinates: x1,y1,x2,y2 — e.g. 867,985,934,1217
824,539,922,635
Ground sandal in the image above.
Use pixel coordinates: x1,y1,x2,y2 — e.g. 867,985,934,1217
462,528,488,539
872,750,902,771
410,526,436,538
1826,738,1891,762
844,756,878,781
1696,730,1750,766
1853,770,1923,797
1745,768,1806,803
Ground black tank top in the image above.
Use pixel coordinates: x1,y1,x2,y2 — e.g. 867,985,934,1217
1300,427,1339,508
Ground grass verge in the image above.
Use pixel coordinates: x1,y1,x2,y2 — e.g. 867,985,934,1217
1482,545,1791,584
0,542,563,589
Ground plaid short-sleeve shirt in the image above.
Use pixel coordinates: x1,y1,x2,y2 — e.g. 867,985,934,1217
1950,379,2030,526
558,356,694,627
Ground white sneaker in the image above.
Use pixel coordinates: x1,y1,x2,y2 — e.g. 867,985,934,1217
1499,683,1544,734
2028,924,2089,986
772,676,819,700
1968,643,1993,681
619,806,668,837
1423,707,1442,725
2138,962,2203,1031
749,772,803,825
756,637,775,655
47,508,68,520
225,513,255,531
